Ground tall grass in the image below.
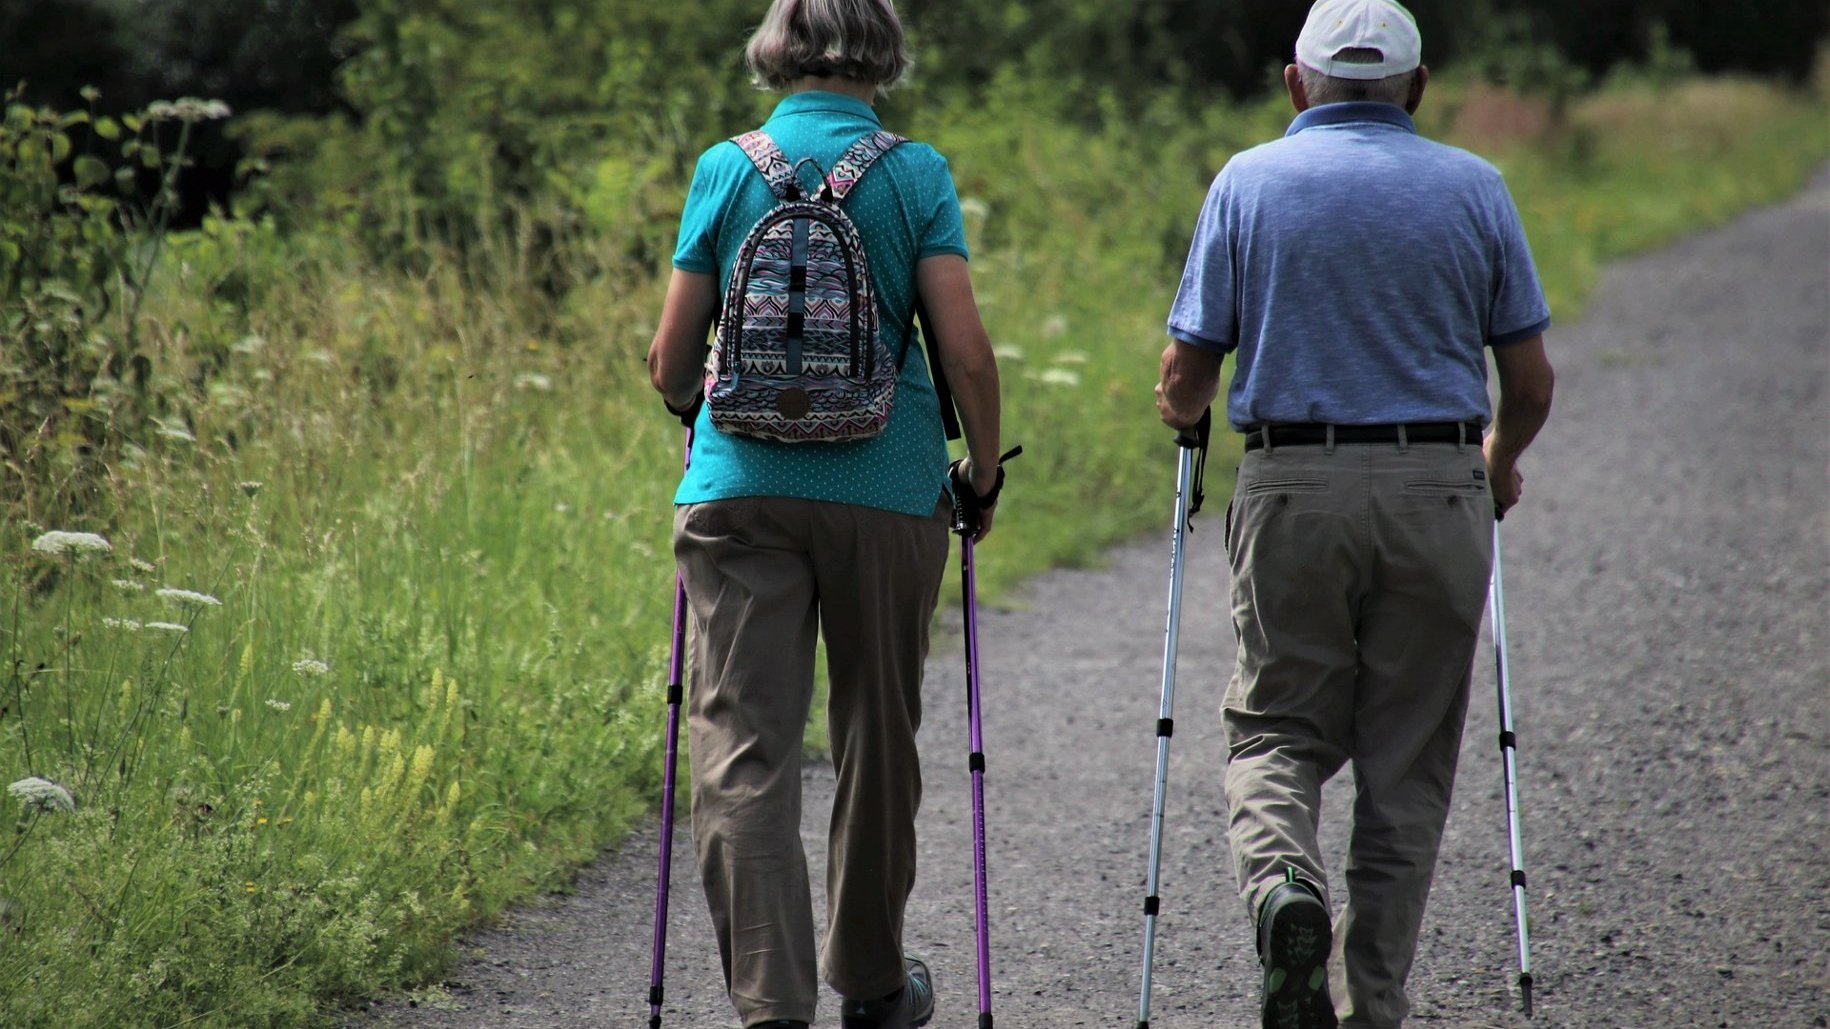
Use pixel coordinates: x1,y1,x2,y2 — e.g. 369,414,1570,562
0,70,1824,1025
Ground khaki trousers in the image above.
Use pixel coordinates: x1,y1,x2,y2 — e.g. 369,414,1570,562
673,495,950,1027
1222,440,1494,1028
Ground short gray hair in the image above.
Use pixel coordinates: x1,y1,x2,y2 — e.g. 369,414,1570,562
1297,54,1416,107
745,0,913,91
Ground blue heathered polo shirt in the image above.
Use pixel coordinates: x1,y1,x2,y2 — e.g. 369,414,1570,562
1167,102,1551,431
671,91,968,516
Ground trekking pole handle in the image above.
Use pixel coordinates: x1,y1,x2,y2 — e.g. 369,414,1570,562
1171,409,1210,520
950,446,1023,537
1174,407,1212,451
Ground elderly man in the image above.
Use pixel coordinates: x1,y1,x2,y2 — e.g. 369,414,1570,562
1153,2,1556,1027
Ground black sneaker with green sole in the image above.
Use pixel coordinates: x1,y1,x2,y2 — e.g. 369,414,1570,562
1257,880,1337,1029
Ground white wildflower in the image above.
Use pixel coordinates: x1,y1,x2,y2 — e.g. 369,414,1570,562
111,579,146,593
237,481,264,497
157,587,221,607
514,372,554,393
1053,350,1089,364
1037,368,1082,387
145,621,189,635
30,531,112,556
129,557,156,574
103,617,144,631
146,98,232,123
993,344,1025,362
554,502,572,514
8,777,75,814
292,659,329,678
265,699,292,712
1043,314,1069,339
959,197,990,221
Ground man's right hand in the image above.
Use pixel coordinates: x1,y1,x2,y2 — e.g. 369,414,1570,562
1484,441,1523,516
1486,334,1555,519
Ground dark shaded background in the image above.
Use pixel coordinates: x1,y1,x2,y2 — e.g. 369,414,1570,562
3,0,1824,222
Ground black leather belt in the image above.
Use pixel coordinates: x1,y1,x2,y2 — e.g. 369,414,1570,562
1243,422,1482,452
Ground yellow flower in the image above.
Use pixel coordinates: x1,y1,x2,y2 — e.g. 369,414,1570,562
243,881,258,894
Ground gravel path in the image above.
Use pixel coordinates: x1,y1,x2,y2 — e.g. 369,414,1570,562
354,171,1829,1029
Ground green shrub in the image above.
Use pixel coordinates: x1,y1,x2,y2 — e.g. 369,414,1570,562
0,89,230,529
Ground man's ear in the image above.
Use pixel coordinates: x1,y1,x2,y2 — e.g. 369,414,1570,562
1284,64,1310,114
1405,65,1430,114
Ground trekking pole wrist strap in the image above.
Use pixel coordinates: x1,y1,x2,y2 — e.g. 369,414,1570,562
951,446,1023,514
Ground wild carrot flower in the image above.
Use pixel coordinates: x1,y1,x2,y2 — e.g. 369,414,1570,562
31,531,112,557
103,617,144,631
112,579,146,593
147,98,232,123
145,621,189,635
129,558,157,574
265,699,292,712
9,777,76,813
157,587,222,607
1038,368,1082,387
292,658,329,678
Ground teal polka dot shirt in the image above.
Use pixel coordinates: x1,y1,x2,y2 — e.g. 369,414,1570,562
671,91,969,517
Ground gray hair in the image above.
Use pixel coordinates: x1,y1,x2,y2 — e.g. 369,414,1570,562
1297,52,1417,107
745,0,913,91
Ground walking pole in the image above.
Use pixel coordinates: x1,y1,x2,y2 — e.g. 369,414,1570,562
648,427,692,1029
952,446,1021,1029
1489,520,1534,1018
1136,409,1210,1029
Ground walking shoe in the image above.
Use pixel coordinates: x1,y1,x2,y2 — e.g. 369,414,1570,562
750,1022,808,1029
1257,878,1337,1029
840,956,934,1028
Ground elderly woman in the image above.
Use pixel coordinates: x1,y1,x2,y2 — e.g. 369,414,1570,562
645,0,1004,1026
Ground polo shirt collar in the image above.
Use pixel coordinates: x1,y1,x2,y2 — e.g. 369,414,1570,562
1285,101,1415,137
768,90,881,125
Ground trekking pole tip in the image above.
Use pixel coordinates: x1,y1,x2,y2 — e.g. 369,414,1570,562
1519,972,1534,1018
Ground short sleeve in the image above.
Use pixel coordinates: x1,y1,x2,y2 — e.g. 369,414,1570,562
1485,181,1552,346
918,153,969,261
672,147,725,275
1166,171,1239,353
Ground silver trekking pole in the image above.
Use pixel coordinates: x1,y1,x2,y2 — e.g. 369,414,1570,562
1136,409,1210,1029
1489,520,1534,1017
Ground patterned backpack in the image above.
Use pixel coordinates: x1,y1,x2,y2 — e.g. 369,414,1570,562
705,129,912,443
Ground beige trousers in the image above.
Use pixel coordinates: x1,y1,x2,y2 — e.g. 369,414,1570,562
1222,440,1495,1028
673,495,950,1027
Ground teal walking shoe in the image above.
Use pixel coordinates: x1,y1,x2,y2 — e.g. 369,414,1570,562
1257,876,1337,1029
840,956,933,1029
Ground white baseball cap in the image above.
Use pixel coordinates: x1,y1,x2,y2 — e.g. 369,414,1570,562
1295,0,1422,80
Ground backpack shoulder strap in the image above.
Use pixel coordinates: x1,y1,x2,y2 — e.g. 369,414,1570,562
731,130,796,200
824,131,907,203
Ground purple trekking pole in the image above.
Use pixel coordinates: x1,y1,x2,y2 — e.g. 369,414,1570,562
950,446,1021,1029
648,428,692,1029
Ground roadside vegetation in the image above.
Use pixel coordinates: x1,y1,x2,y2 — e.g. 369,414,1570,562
2,5,1825,1022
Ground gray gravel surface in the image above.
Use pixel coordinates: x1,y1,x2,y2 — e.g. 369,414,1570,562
353,171,1829,1028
